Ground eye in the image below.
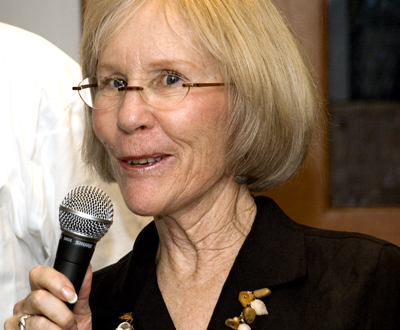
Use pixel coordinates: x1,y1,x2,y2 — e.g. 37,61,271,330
109,78,127,88
151,71,185,92
165,74,180,86
98,77,127,91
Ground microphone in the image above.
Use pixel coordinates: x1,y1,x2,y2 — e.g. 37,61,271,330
53,186,113,306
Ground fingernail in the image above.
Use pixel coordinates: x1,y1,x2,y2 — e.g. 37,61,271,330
68,293,78,304
62,287,78,304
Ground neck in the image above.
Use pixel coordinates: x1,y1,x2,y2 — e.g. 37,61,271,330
154,177,256,281
154,177,256,330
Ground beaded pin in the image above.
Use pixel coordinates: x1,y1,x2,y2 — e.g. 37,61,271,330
225,288,271,330
116,312,134,330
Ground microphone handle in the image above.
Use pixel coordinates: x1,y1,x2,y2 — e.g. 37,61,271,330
54,234,96,308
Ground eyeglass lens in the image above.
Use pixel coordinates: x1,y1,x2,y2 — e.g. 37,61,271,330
75,77,224,109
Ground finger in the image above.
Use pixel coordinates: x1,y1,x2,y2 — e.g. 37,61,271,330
77,265,93,302
73,265,93,327
4,314,22,330
14,289,77,329
5,314,72,330
12,299,24,315
29,266,78,304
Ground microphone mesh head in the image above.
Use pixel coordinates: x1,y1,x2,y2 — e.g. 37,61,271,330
59,186,114,242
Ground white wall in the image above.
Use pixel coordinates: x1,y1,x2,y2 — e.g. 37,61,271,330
0,0,81,62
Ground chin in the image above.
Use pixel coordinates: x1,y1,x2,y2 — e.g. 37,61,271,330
119,186,165,217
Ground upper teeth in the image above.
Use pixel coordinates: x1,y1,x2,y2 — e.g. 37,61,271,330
127,157,162,165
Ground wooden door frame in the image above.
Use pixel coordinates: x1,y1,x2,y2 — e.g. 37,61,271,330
267,0,400,246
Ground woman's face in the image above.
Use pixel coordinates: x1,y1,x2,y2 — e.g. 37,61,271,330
92,0,230,217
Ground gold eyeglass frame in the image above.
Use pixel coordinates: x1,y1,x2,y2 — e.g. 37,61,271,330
72,80,225,109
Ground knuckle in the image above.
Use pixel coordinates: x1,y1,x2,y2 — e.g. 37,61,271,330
29,266,44,288
29,316,53,330
59,313,76,329
30,289,49,309
29,265,69,291
12,299,23,314
29,265,42,278
4,316,17,330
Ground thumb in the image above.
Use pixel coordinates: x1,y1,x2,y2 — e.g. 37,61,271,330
73,265,93,328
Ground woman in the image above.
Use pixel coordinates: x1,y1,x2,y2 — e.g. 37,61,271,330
6,0,400,329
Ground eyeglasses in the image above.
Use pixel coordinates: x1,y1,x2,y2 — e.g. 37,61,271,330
72,76,225,110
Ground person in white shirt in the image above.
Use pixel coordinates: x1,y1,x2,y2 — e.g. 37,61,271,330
0,23,151,326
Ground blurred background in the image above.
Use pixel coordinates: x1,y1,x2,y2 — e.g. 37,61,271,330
0,0,81,62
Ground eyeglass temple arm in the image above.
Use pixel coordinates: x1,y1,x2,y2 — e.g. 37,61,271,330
182,83,225,87
116,83,225,90
118,86,144,91
72,83,98,91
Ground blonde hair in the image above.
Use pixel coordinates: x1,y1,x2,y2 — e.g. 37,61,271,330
80,0,318,191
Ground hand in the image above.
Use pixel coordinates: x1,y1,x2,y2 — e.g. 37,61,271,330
4,265,93,330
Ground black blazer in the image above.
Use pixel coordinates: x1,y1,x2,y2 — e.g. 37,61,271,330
90,197,400,329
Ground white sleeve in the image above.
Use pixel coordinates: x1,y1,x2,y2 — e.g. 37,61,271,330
0,23,151,325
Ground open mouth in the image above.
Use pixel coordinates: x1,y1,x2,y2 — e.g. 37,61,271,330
126,156,164,166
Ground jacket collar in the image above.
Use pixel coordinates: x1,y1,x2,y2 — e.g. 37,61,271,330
131,196,307,329
227,196,306,289
206,196,306,329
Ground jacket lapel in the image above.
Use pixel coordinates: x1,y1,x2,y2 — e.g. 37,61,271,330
130,197,307,330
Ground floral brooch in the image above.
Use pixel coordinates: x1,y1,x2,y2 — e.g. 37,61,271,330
116,312,134,330
225,288,271,330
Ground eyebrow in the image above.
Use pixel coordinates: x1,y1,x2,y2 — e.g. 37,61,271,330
97,58,205,75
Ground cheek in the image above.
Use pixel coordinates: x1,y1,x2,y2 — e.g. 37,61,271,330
166,95,229,167
169,93,228,137
92,111,113,143
199,92,228,127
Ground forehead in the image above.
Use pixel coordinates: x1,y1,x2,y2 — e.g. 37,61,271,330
98,0,215,74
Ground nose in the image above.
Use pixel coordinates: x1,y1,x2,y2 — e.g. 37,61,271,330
117,88,156,134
